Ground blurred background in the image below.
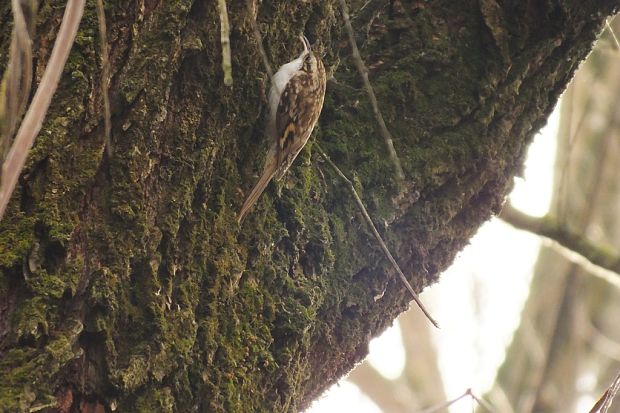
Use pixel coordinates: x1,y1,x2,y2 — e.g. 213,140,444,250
308,16,620,413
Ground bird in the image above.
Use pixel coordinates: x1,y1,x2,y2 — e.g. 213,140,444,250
238,35,326,223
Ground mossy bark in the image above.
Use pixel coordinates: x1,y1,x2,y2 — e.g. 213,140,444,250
0,1,617,412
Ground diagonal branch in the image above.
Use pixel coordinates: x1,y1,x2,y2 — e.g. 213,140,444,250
499,203,620,286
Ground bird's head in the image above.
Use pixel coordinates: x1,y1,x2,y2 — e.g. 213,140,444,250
298,35,323,74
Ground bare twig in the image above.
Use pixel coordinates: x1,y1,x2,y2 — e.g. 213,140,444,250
589,372,620,413
95,0,112,156
0,0,85,220
245,0,274,79
499,204,620,288
338,0,405,183
416,389,471,413
606,18,620,51
417,388,495,413
1,0,37,159
316,144,438,328
217,0,233,86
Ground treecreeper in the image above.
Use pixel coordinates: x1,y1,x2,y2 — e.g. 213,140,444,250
238,35,327,223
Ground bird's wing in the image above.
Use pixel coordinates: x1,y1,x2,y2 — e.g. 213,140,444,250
274,71,314,178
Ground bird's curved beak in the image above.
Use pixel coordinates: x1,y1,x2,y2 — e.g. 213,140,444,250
300,35,311,52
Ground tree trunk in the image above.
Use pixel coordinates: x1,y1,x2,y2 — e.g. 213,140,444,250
0,1,618,412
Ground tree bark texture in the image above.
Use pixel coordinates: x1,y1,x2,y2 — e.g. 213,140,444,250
0,1,618,412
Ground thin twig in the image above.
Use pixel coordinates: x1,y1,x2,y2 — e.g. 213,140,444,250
245,0,274,79
339,0,405,183
416,389,472,413
95,0,112,156
417,388,494,413
0,0,85,220
589,372,620,413
217,0,233,86
316,144,438,328
606,18,620,51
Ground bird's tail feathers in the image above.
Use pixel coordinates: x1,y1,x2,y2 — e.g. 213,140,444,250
238,158,277,224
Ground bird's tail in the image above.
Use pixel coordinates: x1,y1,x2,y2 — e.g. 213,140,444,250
238,156,277,224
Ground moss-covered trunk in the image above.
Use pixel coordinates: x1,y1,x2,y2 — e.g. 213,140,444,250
0,1,617,412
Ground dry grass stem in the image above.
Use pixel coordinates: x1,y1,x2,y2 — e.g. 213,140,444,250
0,0,85,220
217,0,233,86
1,0,37,159
95,0,112,156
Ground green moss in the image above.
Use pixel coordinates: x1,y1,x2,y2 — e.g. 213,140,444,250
1,0,291,410
134,387,175,413
13,297,49,344
0,210,35,267
45,335,79,367
24,271,66,299
0,330,82,412
117,355,149,391
0,349,41,412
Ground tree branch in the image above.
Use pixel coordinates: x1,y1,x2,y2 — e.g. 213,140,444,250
499,204,620,285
